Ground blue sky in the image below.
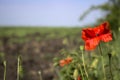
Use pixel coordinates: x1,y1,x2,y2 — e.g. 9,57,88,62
0,0,107,26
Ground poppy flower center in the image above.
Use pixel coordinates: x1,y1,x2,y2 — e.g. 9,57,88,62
96,33,99,36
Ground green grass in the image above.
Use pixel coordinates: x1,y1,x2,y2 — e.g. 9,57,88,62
0,27,82,44
0,27,82,37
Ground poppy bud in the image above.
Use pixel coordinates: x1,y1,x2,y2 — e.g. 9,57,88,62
73,69,78,80
3,60,6,66
90,59,98,69
80,46,84,51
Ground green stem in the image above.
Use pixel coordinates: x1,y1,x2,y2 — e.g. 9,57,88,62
108,54,113,80
98,44,106,80
81,50,89,80
17,56,20,80
55,67,63,80
38,71,43,80
3,61,6,80
79,64,85,80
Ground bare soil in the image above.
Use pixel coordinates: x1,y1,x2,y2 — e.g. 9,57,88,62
0,33,80,80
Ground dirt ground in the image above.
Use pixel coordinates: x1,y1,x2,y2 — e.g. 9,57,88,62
0,34,80,80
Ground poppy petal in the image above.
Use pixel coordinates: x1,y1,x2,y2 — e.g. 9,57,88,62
93,22,109,35
85,37,100,50
100,33,112,42
59,60,66,67
77,76,82,80
101,21,109,29
66,57,72,63
82,28,96,41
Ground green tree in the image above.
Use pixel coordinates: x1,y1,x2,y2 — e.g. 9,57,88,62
80,0,120,35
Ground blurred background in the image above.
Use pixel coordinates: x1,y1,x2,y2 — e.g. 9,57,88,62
0,0,120,80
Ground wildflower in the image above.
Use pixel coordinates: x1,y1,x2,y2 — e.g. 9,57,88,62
59,59,66,67
65,57,72,63
82,22,112,50
59,57,72,67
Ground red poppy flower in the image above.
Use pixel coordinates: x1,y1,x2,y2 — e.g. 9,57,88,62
82,22,112,50
65,57,72,63
59,57,72,67
59,59,66,67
